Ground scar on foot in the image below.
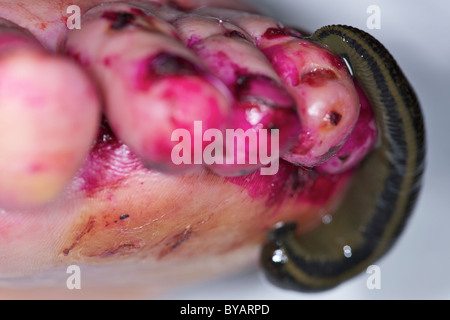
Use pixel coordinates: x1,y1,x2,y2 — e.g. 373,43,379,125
158,227,193,259
62,216,96,256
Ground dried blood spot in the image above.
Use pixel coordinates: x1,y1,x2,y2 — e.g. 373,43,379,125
147,52,199,78
136,52,203,90
262,27,288,40
102,11,136,30
329,111,342,126
301,68,337,87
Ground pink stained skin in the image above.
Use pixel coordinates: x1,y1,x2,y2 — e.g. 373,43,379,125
0,19,101,209
194,8,361,167
0,0,376,299
63,3,233,174
173,14,301,176
317,82,377,174
261,34,360,167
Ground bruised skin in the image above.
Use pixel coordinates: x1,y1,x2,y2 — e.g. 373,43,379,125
0,0,367,298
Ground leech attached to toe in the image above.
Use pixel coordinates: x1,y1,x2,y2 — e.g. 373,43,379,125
261,25,425,292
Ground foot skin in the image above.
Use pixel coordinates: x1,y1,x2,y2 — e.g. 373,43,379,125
0,0,374,299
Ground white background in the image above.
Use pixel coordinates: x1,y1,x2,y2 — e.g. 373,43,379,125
166,0,450,299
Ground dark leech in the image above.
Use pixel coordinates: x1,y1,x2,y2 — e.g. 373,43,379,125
329,111,342,126
102,11,136,30
301,68,337,87
119,214,130,220
236,74,296,108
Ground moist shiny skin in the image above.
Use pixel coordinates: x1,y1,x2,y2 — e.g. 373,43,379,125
0,0,372,299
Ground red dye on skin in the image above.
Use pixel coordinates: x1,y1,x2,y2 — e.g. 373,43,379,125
0,34,40,52
66,49,91,67
227,160,351,207
227,160,296,207
103,56,112,67
262,45,300,87
186,34,202,48
77,120,144,196
300,68,337,87
332,81,377,153
297,169,353,205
